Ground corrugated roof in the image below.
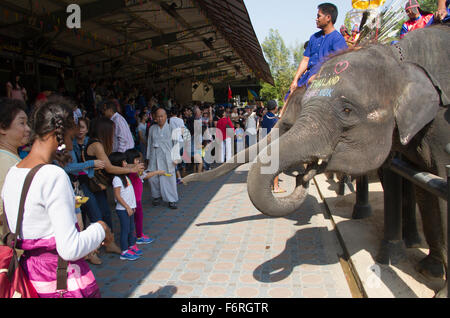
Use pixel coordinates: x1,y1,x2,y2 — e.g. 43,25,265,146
196,0,274,85
0,0,273,85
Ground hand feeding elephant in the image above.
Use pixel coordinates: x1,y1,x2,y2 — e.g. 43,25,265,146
248,24,449,297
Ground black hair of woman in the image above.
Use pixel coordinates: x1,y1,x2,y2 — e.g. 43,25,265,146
9,71,23,89
88,117,114,156
29,95,76,151
0,98,27,130
138,111,148,121
108,152,129,187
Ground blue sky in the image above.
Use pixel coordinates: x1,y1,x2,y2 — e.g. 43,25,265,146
244,0,354,49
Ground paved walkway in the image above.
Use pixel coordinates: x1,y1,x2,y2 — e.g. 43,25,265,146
91,164,352,298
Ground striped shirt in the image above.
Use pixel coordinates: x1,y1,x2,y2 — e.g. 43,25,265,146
111,112,135,153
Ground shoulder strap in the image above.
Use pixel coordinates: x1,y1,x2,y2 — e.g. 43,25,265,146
10,164,69,293
12,164,46,250
56,256,68,292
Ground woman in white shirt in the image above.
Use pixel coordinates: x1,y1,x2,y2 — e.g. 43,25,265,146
2,97,113,298
0,98,31,239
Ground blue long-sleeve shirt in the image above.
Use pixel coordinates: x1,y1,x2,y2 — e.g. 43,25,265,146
285,29,348,100
63,137,95,178
299,30,348,87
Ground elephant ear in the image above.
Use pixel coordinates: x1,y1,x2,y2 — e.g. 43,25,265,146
394,63,440,146
392,26,450,106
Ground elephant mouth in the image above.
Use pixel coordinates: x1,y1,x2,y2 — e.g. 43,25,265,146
296,157,330,185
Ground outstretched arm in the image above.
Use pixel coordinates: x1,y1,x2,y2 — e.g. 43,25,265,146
289,56,309,93
143,170,166,180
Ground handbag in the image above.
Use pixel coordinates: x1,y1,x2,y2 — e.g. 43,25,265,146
0,164,69,298
87,171,109,193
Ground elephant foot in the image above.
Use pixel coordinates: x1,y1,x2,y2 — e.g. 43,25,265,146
416,255,445,279
403,232,422,248
434,283,448,298
376,239,406,265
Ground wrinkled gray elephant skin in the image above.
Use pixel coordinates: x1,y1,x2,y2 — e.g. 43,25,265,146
249,24,449,297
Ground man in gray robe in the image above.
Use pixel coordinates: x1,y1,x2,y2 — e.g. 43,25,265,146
146,108,181,209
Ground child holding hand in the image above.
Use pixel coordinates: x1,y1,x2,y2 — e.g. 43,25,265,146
125,149,165,244
109,152,142,261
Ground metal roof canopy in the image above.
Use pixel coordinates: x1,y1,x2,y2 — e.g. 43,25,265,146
0,0,274,86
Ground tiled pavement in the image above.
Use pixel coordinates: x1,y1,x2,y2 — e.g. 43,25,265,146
91,164,352,298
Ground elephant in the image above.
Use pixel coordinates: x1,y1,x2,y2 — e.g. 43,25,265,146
247,24,449,297
182,25,449,297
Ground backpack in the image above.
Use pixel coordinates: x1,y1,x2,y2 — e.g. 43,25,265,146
0,165,45,298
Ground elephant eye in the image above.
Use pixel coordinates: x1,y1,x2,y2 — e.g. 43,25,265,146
343,107,351,113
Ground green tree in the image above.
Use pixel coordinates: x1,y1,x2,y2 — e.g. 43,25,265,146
260,29,296,105
419,0,438,12
291,40,307,67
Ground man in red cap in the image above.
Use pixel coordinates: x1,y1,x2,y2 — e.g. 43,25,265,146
400,0,434,39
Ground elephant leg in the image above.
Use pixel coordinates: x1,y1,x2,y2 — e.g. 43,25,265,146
434,281,448,298
402,180,422,248
377,166,384,190
415,186,446,279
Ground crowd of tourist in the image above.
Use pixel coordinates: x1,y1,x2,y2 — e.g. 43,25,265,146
0,67,282,296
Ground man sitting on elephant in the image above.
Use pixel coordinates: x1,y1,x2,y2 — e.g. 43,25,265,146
400,0,434,39
286,3,348,101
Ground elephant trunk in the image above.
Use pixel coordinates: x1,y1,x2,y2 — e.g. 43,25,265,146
182,123,282,183
247,108,339,217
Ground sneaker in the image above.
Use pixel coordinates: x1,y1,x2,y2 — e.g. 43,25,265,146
129,244,143,256
120,249,140,261
168,202,178,209
136,235,155,245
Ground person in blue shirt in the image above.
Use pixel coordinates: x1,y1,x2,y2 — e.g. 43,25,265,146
261,100,279,135
124,97,138,134
261,100,285,193
287,3,348,100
